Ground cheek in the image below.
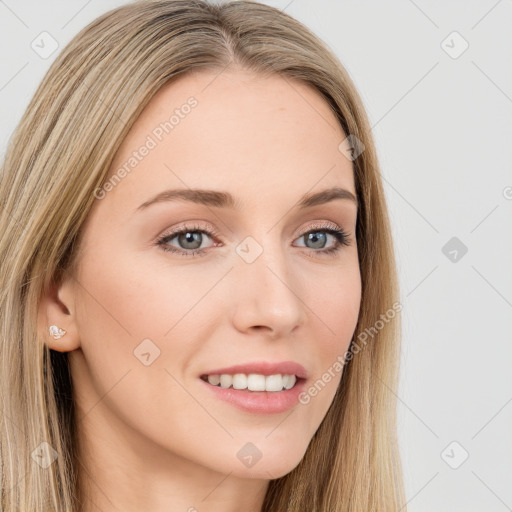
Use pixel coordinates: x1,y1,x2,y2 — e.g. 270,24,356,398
310,263,362,349
75,242,213,349
73,243,232,407
72,248,240,466
298,267,361,409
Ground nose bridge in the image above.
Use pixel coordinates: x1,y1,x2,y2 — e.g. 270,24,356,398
231,230,306,335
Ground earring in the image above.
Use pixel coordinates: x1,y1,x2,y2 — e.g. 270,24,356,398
49,325,67,340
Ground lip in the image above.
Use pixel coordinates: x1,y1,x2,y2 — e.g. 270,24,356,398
199,376,307,414
198,360,308,415
200,360,308,380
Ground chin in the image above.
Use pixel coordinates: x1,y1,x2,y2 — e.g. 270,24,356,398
230,461,301,480
225,447,306,480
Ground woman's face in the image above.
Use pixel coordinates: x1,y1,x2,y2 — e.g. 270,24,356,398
63,68,361,481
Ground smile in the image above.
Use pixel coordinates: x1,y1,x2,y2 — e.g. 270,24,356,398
200,373,298,392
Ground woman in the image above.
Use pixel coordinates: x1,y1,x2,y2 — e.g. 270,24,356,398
0,0,406,510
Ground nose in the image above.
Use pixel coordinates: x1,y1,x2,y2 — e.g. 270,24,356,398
230,239,307,339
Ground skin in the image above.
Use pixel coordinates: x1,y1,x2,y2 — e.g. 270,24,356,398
39,67,361,512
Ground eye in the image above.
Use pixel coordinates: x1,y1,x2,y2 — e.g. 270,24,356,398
156,223,218,257
155,221,351,257
294,224,351,257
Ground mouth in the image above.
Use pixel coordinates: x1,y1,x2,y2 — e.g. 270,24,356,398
198,361,308,414
198,371,307,414
200,373,304,392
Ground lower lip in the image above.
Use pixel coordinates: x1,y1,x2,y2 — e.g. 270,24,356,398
199,377,307,414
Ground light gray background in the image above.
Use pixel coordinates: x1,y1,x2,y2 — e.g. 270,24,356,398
1,1,511,510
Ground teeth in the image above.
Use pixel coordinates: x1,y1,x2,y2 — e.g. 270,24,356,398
207,374,220,386
206,373,297,392
247,373,266,391
219,374,232,388
284,375,296,390
232,373,247,389
265,374,283,392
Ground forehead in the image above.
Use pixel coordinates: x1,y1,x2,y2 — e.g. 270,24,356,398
100,68,355,215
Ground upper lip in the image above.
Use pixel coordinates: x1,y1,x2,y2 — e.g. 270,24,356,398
201,360,308,380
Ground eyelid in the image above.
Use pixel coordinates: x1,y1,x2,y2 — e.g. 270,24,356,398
158,219,345,242
158,220,221,240
294,219,342,237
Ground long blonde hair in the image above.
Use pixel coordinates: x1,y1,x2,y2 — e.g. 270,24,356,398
0,1,406,510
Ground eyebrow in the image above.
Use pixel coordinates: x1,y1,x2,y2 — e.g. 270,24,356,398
135,186,358,213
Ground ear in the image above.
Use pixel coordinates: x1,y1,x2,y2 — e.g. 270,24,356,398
37,272,81,352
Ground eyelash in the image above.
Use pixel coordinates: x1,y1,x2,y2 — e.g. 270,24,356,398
155,222,351,258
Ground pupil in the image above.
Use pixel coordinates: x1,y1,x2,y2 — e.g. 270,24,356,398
180,231,201,249
308,232,326,249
